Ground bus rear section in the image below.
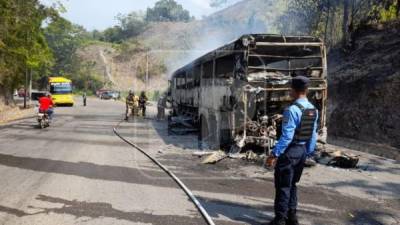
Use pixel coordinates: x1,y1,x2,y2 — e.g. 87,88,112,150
49,77,74,106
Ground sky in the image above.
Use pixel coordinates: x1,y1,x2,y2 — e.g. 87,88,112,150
41,0,238,31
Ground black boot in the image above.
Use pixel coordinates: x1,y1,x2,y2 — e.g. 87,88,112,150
287,210,299,225
268,217,286,225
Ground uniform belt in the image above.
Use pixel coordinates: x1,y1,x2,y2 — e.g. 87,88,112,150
290,142,307,146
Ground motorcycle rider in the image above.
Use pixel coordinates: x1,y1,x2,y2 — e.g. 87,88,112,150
39,93,54,121
139,91,148,117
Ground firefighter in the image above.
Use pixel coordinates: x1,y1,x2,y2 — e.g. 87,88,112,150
125,91,139,120
266,76,318,225
139,91,148,117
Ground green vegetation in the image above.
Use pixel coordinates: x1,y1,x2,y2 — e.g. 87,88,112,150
92,0,193,44
1,0,191,104
145,0,194,22
0,0,106,104
43,17,104,94
0,0,56,104
96,12,147,44
278,0,400,49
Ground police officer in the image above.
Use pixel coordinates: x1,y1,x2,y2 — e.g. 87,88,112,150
82,92,87,107
266,76,318,225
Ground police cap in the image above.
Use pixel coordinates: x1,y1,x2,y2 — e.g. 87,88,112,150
291,76,310,91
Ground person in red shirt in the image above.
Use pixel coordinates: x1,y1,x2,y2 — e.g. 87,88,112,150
39,93,54,120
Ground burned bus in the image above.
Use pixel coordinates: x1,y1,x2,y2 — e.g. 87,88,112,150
169,34,328,152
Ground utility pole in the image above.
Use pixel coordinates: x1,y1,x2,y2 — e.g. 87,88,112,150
24,29,29,109
29,69,32,105
24,68,28,109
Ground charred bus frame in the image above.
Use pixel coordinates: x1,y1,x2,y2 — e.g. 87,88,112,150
169,34,328,152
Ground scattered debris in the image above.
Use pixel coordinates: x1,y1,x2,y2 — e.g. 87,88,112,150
193,151,215,157
317,150,360,168
244,150,263,162
167,116,197,135
195,144,358,169
305,158,317,167
228,153,246,159
201,151,227,164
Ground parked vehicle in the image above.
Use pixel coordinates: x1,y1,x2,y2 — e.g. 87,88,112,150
100,92,113,100
31,91,47,101
18,88,28,98
109,91,121,100
96,89,110,98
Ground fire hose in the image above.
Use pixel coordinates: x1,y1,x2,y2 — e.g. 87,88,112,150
113,121,216,225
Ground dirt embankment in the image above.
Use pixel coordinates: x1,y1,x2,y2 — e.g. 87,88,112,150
328,21,400,157
0,102,34,125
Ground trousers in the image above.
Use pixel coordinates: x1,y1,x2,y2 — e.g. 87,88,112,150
274,143,307,219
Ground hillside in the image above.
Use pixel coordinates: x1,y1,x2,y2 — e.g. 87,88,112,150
140,0,286,72
77,0,287,91
328,21,400,154
77,42,168,93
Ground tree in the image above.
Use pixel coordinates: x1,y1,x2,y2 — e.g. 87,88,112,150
117,12,147,39
343,0,350,47
44,17,85,76
44,17,104,92
95,12,147,43
102,26,124,43
0,0,55,104
145,0,193,22
277,0,399,50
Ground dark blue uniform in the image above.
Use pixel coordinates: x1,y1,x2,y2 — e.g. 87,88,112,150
272,98,318,220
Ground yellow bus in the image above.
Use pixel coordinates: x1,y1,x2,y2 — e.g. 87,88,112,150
49,77,74,106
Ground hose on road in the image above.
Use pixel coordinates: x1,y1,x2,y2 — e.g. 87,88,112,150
113,121,216,225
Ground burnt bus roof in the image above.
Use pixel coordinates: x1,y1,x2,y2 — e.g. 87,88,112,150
172,34,324,77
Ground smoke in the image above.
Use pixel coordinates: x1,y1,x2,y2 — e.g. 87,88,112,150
161,2,277,76
163,33,234,76
148,0,287,77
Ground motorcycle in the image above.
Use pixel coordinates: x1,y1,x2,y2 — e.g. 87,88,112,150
37,111,50,129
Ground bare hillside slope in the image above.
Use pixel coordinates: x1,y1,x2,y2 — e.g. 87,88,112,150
329,21,400,156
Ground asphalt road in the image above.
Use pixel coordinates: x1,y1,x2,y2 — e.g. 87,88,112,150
0,98,399,225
